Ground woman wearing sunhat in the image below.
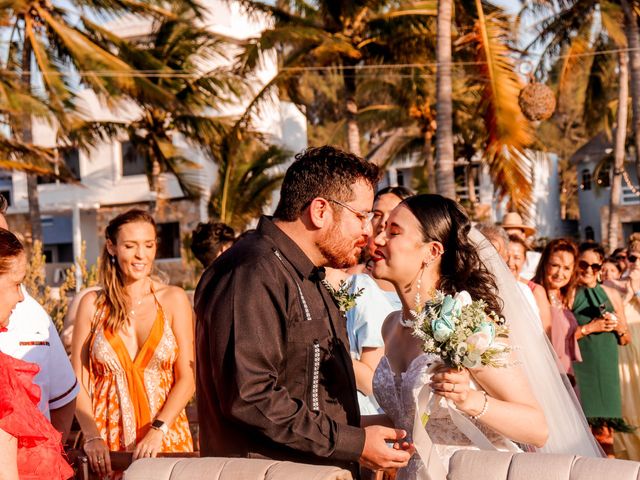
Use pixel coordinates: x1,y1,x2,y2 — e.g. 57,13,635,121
501,212,540,280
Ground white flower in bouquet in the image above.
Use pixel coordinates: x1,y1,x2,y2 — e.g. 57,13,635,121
411,289,510,369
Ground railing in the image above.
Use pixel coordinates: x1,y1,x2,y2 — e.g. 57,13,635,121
621,185,640,205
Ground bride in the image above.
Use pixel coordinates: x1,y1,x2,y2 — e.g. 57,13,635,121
368,194,601,479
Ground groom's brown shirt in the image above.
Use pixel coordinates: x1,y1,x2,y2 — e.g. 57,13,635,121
194,216,364,472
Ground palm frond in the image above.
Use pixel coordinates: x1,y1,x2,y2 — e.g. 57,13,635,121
600,0,627,48
467,6,534,213
210,134,290,230
155,139,205,198
365,126,421,168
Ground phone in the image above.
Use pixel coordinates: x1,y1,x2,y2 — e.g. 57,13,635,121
599,303,608,316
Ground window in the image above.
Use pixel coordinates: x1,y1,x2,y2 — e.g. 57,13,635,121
37,148,81,184
156,222,181,259
581,169,592,191
37,173,56,184
64,149,81,179
0,190,9,207
596,162,611,188
43,243,74,263
0,173,12,206
42,214,73,263
121,141,147,176
585,226,595,241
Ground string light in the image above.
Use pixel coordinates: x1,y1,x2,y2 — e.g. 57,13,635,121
623,169,640,198
3,45,640,78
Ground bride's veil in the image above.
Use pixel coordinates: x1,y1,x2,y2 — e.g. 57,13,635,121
469,228,603,457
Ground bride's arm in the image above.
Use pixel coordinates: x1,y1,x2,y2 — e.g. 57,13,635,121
431,342,548,448
469,362,548,448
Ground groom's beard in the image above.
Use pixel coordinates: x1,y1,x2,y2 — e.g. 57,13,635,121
317,222,365,269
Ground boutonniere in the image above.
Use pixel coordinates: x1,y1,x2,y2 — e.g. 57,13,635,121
321,279,364,313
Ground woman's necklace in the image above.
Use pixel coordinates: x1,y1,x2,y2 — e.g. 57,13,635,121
400,290,431,329
128,280,150,318
548,290,564,308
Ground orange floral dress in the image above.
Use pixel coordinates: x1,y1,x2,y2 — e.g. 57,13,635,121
88,292,193,452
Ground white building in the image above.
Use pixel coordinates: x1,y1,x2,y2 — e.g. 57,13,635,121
570,131,640,244
1,1,307,286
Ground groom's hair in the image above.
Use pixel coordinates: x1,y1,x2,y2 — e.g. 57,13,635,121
274,146,380,222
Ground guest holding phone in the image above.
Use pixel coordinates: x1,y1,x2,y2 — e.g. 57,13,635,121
572,242,630,457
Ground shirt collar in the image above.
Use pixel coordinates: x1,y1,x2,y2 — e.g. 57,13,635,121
257,216,323,282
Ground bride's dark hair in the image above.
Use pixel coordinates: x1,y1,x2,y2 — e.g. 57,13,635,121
402,194,502,315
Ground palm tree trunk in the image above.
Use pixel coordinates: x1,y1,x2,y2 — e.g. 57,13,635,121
424,128,436,192
435,0,456,199
608,52,629,251
621,0,640,181
467,163,477,204
344,60,361,156
22,37,42,244
148,158,161,214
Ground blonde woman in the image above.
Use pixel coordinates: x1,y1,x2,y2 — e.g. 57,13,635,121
612,234,640,459
71,209,194,476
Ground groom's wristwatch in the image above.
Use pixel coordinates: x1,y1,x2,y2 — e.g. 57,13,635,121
151,419,169,435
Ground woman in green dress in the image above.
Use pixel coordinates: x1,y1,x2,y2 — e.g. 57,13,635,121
572,242,631,457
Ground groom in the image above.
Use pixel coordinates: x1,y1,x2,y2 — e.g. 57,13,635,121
195,146,412,476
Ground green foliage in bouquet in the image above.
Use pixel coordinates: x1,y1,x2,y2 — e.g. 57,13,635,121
412,290,510,369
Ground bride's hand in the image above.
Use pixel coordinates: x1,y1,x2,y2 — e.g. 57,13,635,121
430,367,472,407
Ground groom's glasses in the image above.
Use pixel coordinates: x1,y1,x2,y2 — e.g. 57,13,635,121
327,199,374,227
578,260,602,272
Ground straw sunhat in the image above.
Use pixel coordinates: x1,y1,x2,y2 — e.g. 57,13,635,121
500,212,536,237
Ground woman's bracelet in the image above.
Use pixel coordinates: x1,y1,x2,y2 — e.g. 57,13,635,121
471,391,489,421
580,326,589,337
84,436,103,445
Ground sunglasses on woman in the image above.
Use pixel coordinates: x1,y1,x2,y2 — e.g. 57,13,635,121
578,260,602,272
629,254,639,264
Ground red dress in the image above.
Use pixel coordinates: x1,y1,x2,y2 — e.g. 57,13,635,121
0,350,73,480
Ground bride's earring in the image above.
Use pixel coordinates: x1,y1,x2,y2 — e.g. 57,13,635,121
414,260,431,313
401,258,435,328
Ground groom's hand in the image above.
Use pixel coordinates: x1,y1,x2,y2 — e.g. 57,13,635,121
359,425,413,471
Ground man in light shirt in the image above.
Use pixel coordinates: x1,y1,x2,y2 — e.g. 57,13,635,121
0,197,79,442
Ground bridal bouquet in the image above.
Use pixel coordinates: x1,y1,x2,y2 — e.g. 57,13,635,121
411,290,510,369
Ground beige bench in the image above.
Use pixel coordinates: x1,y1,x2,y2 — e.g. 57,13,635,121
119,451,640,480
448,450,640,480
123,457,352,480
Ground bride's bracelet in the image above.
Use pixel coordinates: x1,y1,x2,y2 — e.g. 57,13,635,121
471,391,489,421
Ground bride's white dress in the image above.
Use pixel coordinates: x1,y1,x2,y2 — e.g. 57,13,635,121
373,353,520,479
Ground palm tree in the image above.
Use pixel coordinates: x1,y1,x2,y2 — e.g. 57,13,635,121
435,0,455,198
523,0,626,221
364,3,534,211
609,52,629,250
235,0,435,156
0,0,183,242
210,132,290,231
69,5,241,209
620,0,640,181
